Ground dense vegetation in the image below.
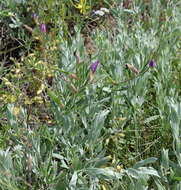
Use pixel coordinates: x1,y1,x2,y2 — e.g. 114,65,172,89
0,0,181,189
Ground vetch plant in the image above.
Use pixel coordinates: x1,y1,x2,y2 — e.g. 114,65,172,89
39,23,47,33
149,60,156,68
0,0,181,189
90,60,100,73
89,60,100,82
32,13,39,25
32,13,38,20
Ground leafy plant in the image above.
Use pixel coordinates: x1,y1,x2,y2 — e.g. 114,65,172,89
0,0,181,189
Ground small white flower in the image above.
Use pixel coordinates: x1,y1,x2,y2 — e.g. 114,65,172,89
100,8,109,13
94,10,105,16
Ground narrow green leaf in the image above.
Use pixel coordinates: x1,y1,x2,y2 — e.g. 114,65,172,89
70,171,78,187
133,157,158,169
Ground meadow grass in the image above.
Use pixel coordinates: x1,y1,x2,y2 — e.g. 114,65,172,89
0,0,181,189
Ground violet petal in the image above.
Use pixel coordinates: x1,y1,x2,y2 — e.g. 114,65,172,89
149,60,156,67
90,60,99,73
40,23,47,33
32,13,38,19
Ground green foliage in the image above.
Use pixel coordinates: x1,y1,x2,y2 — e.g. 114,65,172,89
0,0,181,189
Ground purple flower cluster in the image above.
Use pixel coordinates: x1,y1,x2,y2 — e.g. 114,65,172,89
32,13,38,20
32,13,47,33
149,60,156,68
90,60,99,73
39,23,47,33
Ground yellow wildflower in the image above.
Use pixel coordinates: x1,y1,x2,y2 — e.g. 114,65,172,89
75,0,90,14
13,106,20,117
37,83,45,95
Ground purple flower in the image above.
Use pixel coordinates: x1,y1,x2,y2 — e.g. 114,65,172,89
149,60,156,68
90,60,99,73
39,23,47,33
32,13,38,20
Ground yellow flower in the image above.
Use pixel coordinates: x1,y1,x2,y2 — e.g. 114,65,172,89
75,0,90,14
2,77,12,87
37,83,45,95
116,165,123,172
33,96,44,104
13,106,20,117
